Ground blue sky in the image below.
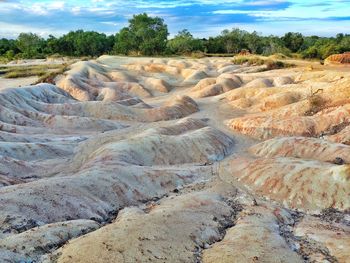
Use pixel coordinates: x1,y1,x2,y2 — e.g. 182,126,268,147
0,0,349,38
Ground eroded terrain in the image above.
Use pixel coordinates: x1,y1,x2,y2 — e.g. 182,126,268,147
0,56,349,263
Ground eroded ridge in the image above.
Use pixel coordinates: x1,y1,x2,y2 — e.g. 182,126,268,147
0,56,349,263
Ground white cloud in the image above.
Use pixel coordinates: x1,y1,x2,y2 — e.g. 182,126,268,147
0,21,66,38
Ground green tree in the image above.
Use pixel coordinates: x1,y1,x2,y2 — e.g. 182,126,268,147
282,32,304,52
16,33,45,58
114,13,168,55
0,38,18,56
262,36,291,56
167,29,204,55
243,31,262,54
113,28,137,55
53,30,112,56
205,37,225,54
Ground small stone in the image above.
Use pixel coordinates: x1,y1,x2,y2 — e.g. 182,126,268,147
334,157,344,165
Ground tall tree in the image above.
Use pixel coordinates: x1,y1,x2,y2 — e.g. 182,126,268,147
114,13,168,55
16,33,45,58
282,32,304,52
167,29,204,54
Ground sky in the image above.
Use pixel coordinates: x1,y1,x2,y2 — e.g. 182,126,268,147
0,0,349,39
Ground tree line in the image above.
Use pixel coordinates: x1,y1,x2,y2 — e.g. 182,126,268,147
0,13,349,61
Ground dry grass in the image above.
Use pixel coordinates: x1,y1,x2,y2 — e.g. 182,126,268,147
34,63,72,84
232,55,295,71
305,88,328,116
0,64,69,80
0,64,65,79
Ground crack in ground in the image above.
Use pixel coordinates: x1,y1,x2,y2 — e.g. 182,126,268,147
277,209,339,263
195,198,244,263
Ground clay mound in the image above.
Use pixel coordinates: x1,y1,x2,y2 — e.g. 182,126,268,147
218,65,238,74
77,119,234,167
143,77,171,94
191,78,217,92
167,60,190,69
43,190,235,263
325,53,350,65
217,73,243,85
203,206,302,263
0,84,126,134
224,73,350,138
183,70,209,84
56,61,152,101
0,220,99,262
190,76,242,98
223,157,350,212
0,84,201,191
249,91,302,112
226,103,350,139
0,118,234,260
294,216,350,262
273,76,294,86
217,77,241,90
245,78,274,88
192,84,227,98
250,137,350,164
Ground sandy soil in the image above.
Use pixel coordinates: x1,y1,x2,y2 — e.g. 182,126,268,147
0,56,349,263
0,76,38,90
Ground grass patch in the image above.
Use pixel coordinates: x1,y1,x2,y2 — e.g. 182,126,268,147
232,55,266,66
268,53,289,60
232,55,295,71
0,64,65,79
205,53,235,57
34,63,71,84
305,88,327,116
190,51,206,59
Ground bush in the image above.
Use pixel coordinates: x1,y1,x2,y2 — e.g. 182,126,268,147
232,55,294,71
232,56,265,65
265,60,285,70
190,51,206,59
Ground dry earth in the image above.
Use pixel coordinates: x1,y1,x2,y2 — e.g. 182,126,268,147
0,55,349,263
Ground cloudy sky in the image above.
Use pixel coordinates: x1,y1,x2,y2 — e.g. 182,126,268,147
0,0,349,39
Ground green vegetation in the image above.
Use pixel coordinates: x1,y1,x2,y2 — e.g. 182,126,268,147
0,13,349,60
113,13,168,55
166,29,204,55
35,63,72,84
0,64,65,79
232,55,294,70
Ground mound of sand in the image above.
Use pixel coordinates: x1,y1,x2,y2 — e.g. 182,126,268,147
244,78,274,88
222,156,350,212
56,61,156,101
189,75,242,98
325,53,350,65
